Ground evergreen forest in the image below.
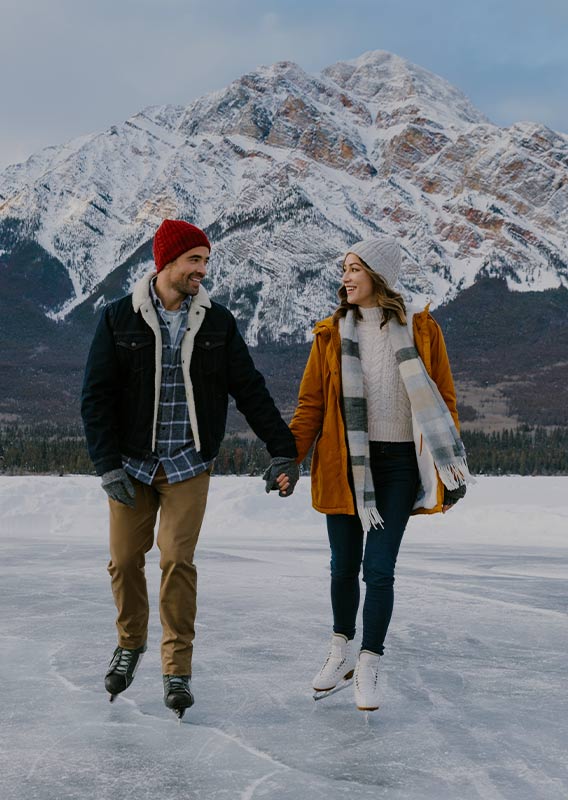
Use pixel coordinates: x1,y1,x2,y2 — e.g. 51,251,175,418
1,424,567,477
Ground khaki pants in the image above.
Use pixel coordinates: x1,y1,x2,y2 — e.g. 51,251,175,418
107,466,210,675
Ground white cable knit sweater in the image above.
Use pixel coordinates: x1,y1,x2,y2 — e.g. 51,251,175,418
357,306,413,442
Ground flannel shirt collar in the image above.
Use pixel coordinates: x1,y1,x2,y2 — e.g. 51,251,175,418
150,277,192,319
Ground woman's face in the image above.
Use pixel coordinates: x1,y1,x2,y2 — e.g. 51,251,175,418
342,254,376,308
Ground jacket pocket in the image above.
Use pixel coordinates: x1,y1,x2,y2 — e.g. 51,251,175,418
194,332,226,375
115,333,154,373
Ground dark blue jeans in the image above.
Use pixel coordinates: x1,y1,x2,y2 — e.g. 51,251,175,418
326,441,419,656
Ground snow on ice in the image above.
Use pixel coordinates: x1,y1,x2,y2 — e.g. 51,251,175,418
0,475,567,800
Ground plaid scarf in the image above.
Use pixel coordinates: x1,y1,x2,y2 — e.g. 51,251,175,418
339,312,384,531
340,310,471,532
388,317,472,491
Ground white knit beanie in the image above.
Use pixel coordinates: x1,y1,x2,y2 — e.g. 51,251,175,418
347,236,402,288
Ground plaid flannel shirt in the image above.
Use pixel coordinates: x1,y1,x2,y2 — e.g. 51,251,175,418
123,280,213,485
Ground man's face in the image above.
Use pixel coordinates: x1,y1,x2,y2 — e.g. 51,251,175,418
164,246,210,296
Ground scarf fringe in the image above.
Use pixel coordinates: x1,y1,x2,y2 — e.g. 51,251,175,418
359,506,385,532
437,459,474,490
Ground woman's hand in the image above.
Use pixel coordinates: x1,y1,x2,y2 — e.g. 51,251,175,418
262,458,299,496
442,484,466,513
276,473,291,494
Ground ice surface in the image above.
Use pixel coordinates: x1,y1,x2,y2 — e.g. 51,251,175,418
0,476,567,800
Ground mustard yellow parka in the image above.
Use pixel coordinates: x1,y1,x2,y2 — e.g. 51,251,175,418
289,307,460,516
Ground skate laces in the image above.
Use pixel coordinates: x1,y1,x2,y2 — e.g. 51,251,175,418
165,676,191,695
356,657,379,689
110,648,136,675
322,648,342,670
329,638,348,662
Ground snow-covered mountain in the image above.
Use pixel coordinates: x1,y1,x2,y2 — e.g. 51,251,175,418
1,50,567,344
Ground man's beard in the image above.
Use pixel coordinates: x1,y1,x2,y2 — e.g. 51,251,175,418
173,275,201,296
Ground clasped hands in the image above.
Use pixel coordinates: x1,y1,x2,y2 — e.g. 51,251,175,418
262,457,300,497
101,457,300,507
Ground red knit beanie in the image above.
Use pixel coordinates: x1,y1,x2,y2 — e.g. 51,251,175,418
153,219,211,272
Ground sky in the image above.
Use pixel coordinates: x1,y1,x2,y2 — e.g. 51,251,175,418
0,0,566,170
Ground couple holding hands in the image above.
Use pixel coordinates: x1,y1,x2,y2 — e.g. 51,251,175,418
81,219,470,718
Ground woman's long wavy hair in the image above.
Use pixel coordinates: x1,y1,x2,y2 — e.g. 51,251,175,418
332,254,407,328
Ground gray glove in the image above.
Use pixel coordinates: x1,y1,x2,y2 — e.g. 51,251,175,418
263,457,300,497
101,468,136,508
443,484,466,507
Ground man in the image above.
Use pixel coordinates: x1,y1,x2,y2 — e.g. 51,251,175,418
81,219,299,717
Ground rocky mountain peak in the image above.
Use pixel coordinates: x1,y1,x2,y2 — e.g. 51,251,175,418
323,50,488,129
0,50,566,346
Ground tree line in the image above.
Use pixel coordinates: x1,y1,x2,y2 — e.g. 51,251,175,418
0,423,567,477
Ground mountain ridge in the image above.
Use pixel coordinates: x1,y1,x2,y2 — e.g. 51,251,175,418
1,50,567,431
1,49,566,345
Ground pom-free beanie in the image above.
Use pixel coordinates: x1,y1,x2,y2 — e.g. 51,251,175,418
153,220,211,272
347,236,402,288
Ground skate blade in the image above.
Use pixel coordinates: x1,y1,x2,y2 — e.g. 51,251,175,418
173,708,186,721
109,694,117,703
356,705,379,712
313,677,353,701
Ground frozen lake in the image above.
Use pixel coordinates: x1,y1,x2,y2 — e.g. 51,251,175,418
0,475,567,800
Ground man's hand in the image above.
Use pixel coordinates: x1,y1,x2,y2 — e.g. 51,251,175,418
263,457,299,497
442,484,466,513
101,468,136,508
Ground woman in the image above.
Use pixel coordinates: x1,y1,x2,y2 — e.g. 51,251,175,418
277,236,471,712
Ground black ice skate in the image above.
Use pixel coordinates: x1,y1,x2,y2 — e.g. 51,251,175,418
163,674,194,720
105,643,147,701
